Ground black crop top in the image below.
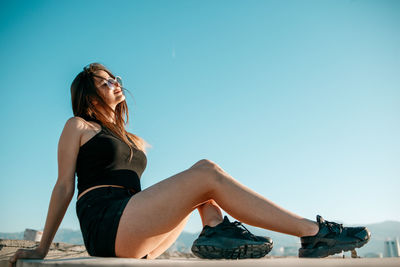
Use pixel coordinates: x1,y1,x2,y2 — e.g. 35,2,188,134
75,118,147,197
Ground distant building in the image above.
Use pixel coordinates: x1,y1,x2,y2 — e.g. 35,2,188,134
384,238,400,257
23,229,42,242
279,246,298,257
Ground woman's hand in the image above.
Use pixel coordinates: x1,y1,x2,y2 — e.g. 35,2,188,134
8,247,47,267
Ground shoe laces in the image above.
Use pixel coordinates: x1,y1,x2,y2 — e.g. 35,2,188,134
324,219,343,234
227,221,260,241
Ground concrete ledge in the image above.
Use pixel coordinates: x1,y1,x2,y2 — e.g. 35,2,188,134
1,258,400,267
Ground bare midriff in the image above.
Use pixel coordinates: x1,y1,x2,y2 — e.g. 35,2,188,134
77,184,136,201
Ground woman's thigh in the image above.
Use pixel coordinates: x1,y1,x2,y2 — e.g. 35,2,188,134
145,213,190,259
115,165,216,258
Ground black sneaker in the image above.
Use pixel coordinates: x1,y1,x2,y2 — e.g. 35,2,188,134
298,215,371,258
191,216,273,259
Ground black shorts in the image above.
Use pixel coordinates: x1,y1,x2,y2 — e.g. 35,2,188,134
76,186,136,257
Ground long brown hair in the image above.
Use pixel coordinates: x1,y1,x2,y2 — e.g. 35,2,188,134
70,63,150,160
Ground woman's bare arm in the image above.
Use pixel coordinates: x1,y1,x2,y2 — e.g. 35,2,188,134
36,181,75,254
38,117,84,253
10,117,83,265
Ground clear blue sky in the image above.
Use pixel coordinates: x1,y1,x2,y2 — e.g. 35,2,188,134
0,0,399,234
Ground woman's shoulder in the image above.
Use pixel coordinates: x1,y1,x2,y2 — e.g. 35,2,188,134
68,116,100,128
68,116,103,135
59,117,85,140
63,116,103,148
65,116,89,130
63,116,100,136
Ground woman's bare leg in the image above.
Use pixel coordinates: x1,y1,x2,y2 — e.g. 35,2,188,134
144,200,223,259
198,199,223,227
115,159,319,258
142,200,223,259
144,214,190,259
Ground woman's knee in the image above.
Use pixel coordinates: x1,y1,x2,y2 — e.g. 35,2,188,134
189,159,224,184
190,159,216,169
189,159,220,175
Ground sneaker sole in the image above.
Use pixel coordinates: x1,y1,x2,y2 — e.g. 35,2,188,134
298,236,370,258
191,243,273,259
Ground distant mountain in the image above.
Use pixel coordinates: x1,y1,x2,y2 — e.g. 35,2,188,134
52,229,84,245
0,229,84,245
0,232,23,240
166,232,197,253
1,220,399,257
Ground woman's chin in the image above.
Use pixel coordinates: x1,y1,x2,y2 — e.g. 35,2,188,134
117,95,126,102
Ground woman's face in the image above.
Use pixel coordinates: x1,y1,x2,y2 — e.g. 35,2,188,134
92,70,125,109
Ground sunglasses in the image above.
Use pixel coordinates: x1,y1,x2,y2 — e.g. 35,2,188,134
92,75,123,90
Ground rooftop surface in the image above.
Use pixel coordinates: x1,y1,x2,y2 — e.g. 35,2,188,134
1,258,400,267
1,239,399,267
